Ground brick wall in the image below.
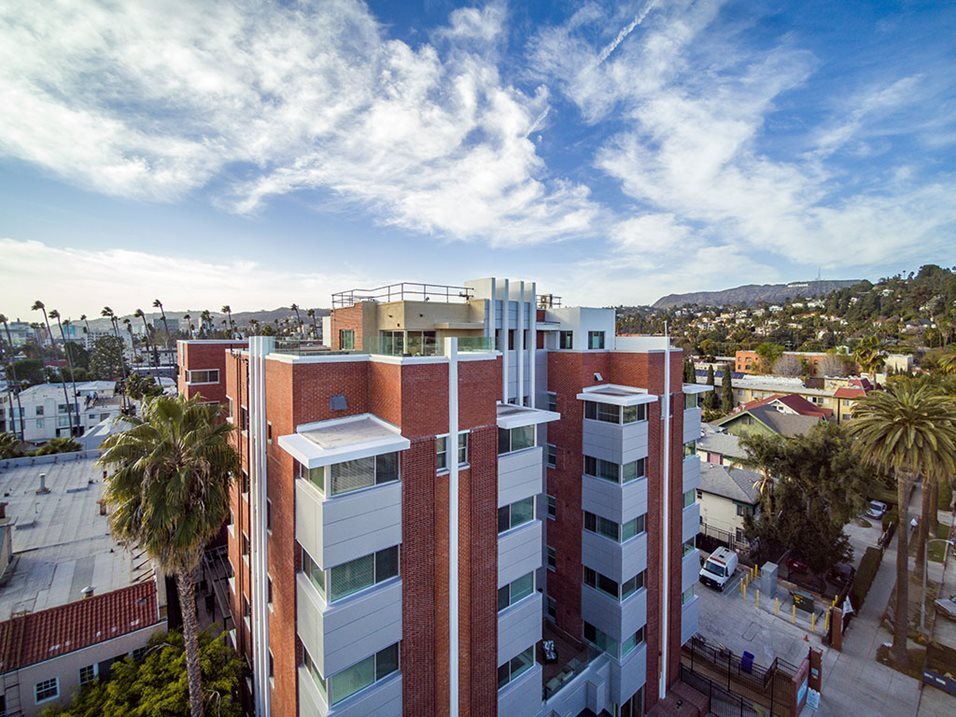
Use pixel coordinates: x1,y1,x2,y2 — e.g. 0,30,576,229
329,304,366,351
178,341,246,403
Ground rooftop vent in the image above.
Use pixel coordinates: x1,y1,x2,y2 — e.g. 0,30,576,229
36,473,50,495
81,585,95,599
329,394,348,412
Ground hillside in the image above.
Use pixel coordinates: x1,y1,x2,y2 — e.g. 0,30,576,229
653,280,860,309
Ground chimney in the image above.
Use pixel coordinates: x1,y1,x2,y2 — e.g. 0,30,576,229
37,473,50,495
81,585,95,599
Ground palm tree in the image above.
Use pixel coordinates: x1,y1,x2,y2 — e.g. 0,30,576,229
102,307,131,411
853,336,887,377
306,308,318,338
183,313,192,339
153,299,172,348
939,348,956,376
29,322,42,345
33,300,75,437
79,313,91,336
200,310,213,338
220,306,233,338
48,310,80,433
249,318,260,336
290,303,304,337
739,432,784,520
98,395,237,717
134,309,159,367
0,314,25,441
848,380,956,662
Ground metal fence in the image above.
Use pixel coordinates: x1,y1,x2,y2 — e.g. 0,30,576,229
680,664,760,717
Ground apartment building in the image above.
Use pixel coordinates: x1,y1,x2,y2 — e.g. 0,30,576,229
0,381,123,443
179,278,706,717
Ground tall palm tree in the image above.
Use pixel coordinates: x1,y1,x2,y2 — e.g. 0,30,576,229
739,432,785,520
306,308,318,338
98,395,237,717
290,303,304,337
153,299,172,348
79,314,91,336
33,300,75,437
200,310,213,338
0,313,25,441
853,336,887,377
134,309,159,367
29,322,42,345
848,380,956,662
182,313,192,339
249,318,260,336
48,310,80,433
220,306,233,338
102,307,131,411
939,348,956,376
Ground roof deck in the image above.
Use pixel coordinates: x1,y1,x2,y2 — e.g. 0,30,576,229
331,282,475,309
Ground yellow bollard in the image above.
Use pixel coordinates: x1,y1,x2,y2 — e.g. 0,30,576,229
792,604,796,624
743,583,747,601
811,613,816,633
824,611,830,633
756,589,760,610
775,598,780,616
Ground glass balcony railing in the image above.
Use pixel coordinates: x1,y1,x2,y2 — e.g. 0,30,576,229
272,335,496,358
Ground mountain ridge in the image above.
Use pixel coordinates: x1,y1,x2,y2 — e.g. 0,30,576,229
652,280,861,309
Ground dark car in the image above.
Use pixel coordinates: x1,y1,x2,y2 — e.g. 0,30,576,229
786,557,809,574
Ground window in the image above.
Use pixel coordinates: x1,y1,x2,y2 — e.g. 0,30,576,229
508,329,516,350
587,331,605,350
546,495,557,519
35,678,59,703
584,567,644,601
79,664,97,687
622,403,648,423
584,400,619,423
266,499,272,531
405,330,437,356
240,405,249,432
269,650,275,680
683,441,696,458
685,393,699,409
497,646,534,689
498,572,534,611
36,418,44,429
558,331,573,349
498,497,535,533
35,405,44,416
621,627,646,657
328,546,399,602
339,329,355,350
546,443,557,468
241,470,250,494
267,421,273,443
302,549,326,598
307,643,399,706
682,538,696,556
583,621,618,657
547,391,557,411
736,503,752,518
380,330,404,355
583,511,645,542
546,596,557,622
436,432,469,471
547,546,556,571
584,455,645,484
498,425,534,454
57,416,70,427
267,576,274,606
683,490,696,509
302,453,400,496
242,533,250,557
696,489,703,500
682,587,696,605
227,397,234,421
186,369,219,384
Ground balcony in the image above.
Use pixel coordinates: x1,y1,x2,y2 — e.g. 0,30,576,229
498,446,544,507
608,642,648,706
498,593,543,668
298,665,402,717
682,502,701,545
582,475,648,525
295,479,402,569
498,520,543,586
580,585,648,644
581,530,647,585
683,407,702,444
296,572,402,678
498,660,543,717
332,282,474,308
682,455,701,494
581,418,649,465
681,593,700,646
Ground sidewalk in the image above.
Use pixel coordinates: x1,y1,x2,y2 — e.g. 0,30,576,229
916,508,956,716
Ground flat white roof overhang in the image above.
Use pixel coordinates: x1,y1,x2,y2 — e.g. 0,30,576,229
576,384,660,407
496,402,561,429
277,413,410,469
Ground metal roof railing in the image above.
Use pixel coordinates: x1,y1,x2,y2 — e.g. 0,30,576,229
332,282,474,309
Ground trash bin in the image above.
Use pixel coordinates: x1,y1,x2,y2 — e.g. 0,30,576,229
741,651,755,674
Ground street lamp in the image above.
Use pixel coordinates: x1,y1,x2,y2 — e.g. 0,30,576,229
921,538,956,634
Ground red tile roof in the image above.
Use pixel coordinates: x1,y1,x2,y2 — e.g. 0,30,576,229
834,387,867,399
742,393,833,420
0,580,161,673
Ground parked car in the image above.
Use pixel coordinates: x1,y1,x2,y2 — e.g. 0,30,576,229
866,500,888,519
786,557,809,575
934,595,956,620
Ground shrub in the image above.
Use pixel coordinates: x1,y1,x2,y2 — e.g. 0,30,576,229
850,546,883,611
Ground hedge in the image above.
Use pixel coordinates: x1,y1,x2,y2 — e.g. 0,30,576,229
850,546,883,611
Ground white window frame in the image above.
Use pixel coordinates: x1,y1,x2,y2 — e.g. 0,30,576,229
186,368,220,385
35,677,59,704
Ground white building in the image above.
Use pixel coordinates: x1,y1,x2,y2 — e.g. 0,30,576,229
1,381,123,443
696,462,761,550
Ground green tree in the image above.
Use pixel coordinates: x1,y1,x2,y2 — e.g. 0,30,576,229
124,373,164,401
703,366,719,409
33,300,75,437
853,336,887,376
42,630,244,717
98,396,238,717
64,341,90,371
848,380,956,663
33,437,81,455
683,357,696,383
89,336,127,380
721,363,734,412
0,432,22,459
754,342,785,374
7,358,45,386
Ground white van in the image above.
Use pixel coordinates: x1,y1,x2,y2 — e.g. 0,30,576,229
699,547,738,591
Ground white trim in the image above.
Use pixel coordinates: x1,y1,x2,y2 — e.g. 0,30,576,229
501,278,509,402
447,337,460,716
370,354,447,366
529,281,537,408
659,326,672,700
517,280,525,405
682,384,713,395
267,352,367,365
576,385,659,407
495,403,560,430
279,413,410,470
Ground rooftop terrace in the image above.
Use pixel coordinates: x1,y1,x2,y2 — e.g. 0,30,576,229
0,454,143,620
332,282,475,308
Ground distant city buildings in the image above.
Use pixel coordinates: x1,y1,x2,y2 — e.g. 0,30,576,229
1,381,123,443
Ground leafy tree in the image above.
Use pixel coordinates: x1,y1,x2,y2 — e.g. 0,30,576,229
720,363,734,412
98,396,238,717
755,342,784,373
853,336,887,376
683,358,696,383
848,379,956,663
6,358,45,386
33,437,81,455
124,374,164,401
42,630,244,717
65,341,90,370
772,354,803,377
90,336,127,380
0,432,23,459
702,366,719,410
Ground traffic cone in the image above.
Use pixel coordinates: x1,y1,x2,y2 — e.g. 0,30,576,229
803,634,809,641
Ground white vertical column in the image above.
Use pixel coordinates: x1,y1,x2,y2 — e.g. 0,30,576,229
517,281,525,405
659,326,671,701
528,282,536,409
249,336,274,717
501,279,510,402
446,337,460,717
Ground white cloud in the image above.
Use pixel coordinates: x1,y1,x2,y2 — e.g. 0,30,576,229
0,238,370,319
0,0,599,245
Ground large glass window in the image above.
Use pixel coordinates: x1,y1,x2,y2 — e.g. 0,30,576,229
583,621,618,657
498,497,535,533
301,453,400,496
339,329,355,350
328,546,399,602
621,627,646,657
297,461,325,492
685,392,699,409
683,490,696,509
405,330,437,356
683,441,696,458
302,645,328,703
498,425,534,454
497,572,534,611
622,403,648,423
587,331,606,350
186,369,219,384
497,646,534,689
436,432,468,471
584,511,646,542
308,643,399,706
584,567,645,601
302,549,326,599
584,456,645,484
558,331,573,349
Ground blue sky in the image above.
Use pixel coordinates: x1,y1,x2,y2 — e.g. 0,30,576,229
1,0,954,319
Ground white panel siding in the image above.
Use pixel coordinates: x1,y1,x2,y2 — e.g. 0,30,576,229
682,503,700,544
296,573,403,677
609,642,648,706
682,455,701,495
581,420,649,465
580,585,648,643
294,480,402,569
498,447,545,508
681,594,700,645
498,593,543,666
682,549,701,592
581,531,648,585
582,475,648,524
498,520,543,587
683,407,702,444
498,662,543,717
